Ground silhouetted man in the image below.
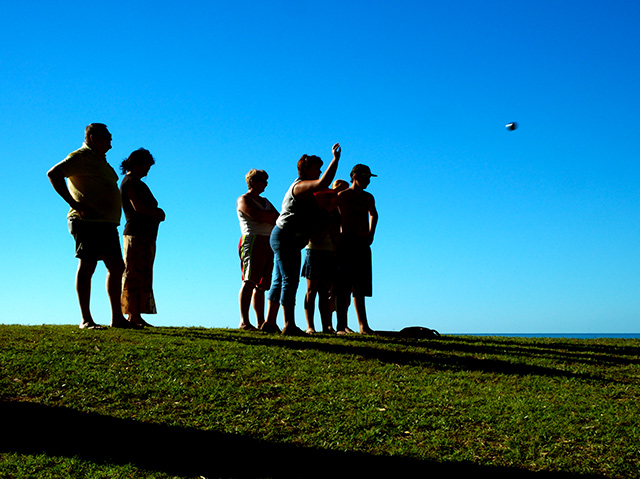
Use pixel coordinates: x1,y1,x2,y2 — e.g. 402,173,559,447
335,164,378,334
48,123,136,329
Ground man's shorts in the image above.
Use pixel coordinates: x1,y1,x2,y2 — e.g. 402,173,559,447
336,237,372,297
301,249,337,282
239,234,274,290
68,219,122,261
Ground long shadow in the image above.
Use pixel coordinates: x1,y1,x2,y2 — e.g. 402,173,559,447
179,331,640,382
0,401,604,478
166,329,607,382
442,335,640,366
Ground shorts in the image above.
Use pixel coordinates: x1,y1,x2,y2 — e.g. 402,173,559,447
301,249,337,282
336,237,372,297
68,219,122,261
239,234,274,290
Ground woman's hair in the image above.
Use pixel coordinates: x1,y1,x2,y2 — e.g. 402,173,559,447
120,148,155,174
246,169,268,188
297,154,323,179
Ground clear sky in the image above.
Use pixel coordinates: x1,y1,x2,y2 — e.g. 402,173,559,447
2,0,638,334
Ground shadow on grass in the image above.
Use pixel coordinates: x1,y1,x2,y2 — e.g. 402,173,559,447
1,401,602,478
171,329,608,382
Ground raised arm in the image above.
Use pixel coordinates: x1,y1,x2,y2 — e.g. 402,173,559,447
293,143,341,198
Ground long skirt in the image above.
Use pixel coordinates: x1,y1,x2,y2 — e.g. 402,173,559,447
121,235,157,314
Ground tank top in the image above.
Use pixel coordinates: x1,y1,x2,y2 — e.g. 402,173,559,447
276,179,319,235
237,195,277,236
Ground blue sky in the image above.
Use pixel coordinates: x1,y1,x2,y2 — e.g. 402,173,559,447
1,0,638,333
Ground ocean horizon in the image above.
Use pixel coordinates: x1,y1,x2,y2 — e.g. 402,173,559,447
453,333,640,339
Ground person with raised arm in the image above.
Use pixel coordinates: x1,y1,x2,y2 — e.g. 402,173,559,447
268,143,342,336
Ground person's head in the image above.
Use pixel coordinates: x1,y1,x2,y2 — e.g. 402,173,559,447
246,169,269,192
297,154,323,180
120,148,155,176
332,179,349,192
85,123,112,154
350,164,377,187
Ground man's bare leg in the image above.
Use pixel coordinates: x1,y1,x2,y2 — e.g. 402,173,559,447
335,291,355,335
76,258,103,329
103,254,133,328
353,296,374,334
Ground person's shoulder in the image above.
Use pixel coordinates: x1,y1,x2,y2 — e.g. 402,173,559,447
337,188,353,199
64,145,90,161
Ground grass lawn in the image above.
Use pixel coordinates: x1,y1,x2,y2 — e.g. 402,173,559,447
1,325,639,478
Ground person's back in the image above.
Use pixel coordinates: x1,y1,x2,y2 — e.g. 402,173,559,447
337,187,375,240
335,164,378,335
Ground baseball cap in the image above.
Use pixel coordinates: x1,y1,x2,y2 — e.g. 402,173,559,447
350,164,377,179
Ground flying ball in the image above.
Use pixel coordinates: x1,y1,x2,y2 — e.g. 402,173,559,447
506,122,518,131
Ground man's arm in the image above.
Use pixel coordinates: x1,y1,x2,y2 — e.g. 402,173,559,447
47,165,85,216
367,194,378,245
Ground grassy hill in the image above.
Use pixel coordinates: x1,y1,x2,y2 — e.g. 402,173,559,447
1,325,639,478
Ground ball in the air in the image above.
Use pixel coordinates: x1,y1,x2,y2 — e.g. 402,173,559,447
506,122,518,131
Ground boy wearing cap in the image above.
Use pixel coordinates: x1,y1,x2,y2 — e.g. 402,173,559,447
335,164,378,334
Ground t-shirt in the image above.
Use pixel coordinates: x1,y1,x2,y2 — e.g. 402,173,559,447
54,144,121,224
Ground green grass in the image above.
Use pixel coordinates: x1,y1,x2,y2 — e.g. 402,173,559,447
1,325,639,478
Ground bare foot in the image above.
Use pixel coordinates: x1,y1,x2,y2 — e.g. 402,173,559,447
239,323,258,331
79,321,105,330
128,316,154,327
336,327,355,335
360,327,375,335
111,318,143,329
282,325,306,337
260,322,281,334
306,327,316,335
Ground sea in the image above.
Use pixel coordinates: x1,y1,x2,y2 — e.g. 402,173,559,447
455,333,640,339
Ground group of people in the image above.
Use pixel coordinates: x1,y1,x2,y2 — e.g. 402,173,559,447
48,123,378,336
48,123,164,329
237,143,379,336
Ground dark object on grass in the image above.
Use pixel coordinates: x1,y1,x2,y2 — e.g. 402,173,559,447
375,326,440,339
399,326,440,338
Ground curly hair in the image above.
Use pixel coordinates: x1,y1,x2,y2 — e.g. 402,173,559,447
120,148,155,174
